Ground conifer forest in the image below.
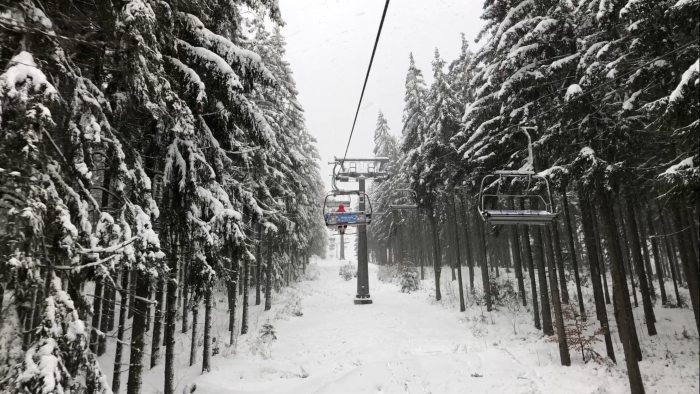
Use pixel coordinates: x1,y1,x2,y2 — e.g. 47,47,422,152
0,1,698,393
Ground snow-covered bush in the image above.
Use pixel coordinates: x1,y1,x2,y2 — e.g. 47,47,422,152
400,270,420,293
339,263,356,281
252,323,277,359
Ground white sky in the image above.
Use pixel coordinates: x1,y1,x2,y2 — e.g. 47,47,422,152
277,0,485,191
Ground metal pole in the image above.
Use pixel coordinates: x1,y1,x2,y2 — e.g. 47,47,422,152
340,233,345,260
355,177,372,304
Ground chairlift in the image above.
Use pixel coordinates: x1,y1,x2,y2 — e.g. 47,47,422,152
323,190,373,229
477,130,556,226
388,188,418,211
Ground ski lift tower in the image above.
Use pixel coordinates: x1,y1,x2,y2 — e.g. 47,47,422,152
330,156,389,304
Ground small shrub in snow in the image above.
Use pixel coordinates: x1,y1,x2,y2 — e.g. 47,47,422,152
339,263,356,281
291,299,303,317
400,270,420,293
252,323,278,359
212,337,220,356
500,280,522,334
556,304,604,364
579,273,590,288
678,327,693,340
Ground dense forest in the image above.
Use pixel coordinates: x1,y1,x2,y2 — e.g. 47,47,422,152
367,0,698,392
0,0,698,393
0,0,326,393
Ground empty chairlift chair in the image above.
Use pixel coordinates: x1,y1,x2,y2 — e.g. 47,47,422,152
476,130,556,226
389,188,418,211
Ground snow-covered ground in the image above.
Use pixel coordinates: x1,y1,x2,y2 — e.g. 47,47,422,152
132,258,698,394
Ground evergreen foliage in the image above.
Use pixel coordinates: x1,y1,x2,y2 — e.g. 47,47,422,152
0,1,325,392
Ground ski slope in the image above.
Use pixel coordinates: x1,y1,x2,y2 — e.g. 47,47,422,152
178,258,699,394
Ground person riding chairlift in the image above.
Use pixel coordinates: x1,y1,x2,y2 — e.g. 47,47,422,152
336,203,348,235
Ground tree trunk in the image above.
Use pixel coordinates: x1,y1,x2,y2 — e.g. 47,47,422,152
618,209,639,308
150,279,165,368
182,270,190,333
128,270,136,319
597,189,645,394
478,220,492,311
428,207,442,301
646,208,667,305
659,209,683,306
625,200,657,335
635,205,656,301
228,250,239,345
189,302,199,366
510,224,527,307
551,222,569,304
99,276,113,355
521,221,540,329
242,255,250,334
533,227,553,335
562,191,585,315
126,271,150,394
545,225,571,366
593,217,612,304
203,288,213,372
419,216,425,280
90,278,104,354
112,267,130,394
107,276,117,331
460,198,475,290
265,239,273,311
671,204,700,333
578,193,615,362
450,195,466,311
164,249,179,394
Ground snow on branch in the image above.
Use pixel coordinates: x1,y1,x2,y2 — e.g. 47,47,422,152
176,39,243,93
0,51,57,100
165,56,207,106
177,12,274,83
667,59,699,107
77,236,140,255
660,157,694,177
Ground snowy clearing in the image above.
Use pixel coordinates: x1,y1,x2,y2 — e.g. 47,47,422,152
134,259,699,394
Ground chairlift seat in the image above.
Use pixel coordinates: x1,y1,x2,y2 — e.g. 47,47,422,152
324,211,372,227
389,204,418,210
482,209,555,225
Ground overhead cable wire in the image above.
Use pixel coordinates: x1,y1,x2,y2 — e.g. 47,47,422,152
341,0,391,164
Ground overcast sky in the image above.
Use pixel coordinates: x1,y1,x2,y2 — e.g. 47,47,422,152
277,0,485,191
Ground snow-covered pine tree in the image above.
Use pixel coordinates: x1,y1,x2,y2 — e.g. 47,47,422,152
367,111,403,266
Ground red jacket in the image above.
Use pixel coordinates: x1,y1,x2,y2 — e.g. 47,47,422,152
336,204,346,213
